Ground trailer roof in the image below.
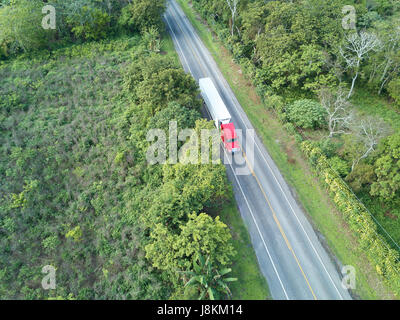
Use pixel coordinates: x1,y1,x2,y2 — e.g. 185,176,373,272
199,78,231,121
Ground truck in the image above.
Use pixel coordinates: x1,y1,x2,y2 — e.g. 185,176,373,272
199,77,240,153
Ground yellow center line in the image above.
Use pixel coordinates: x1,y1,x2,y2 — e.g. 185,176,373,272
242,150,317,300
168,2,317,300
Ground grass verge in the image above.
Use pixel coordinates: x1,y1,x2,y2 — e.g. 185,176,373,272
219,199,271,300
176,0,395,300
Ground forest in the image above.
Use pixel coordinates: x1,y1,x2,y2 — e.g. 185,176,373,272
0,0,265,300
183,0,400,296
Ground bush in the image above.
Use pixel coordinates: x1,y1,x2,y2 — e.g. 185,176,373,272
118,0,166,33
266,94,285,112
286,99,327,129
388,78,400,107
123,55,200,114
66,6,111,41
318,138,338,158
0,0,52,56
327,156,350,178
283,122,296,135
345,163,376,193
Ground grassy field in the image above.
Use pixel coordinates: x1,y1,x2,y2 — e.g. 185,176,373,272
176,0,395,299
163,31,271,300
352,88,400,131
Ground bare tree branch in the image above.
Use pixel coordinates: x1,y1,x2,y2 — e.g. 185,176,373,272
340,31,382,98
225,0,239,37
350,116,390,171
319,87,354,138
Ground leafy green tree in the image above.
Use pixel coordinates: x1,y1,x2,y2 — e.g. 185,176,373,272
388,78,400,106
366,17,400,94
370,133,400,201
145,213,236,273
66,5,111,41
0,0,52,56
147,102,201,132
118,0,166,32
345,163,376,193
141,26,162,53
286,99,327,129
183,254,237,300
123,55,201,114
328,156,350,178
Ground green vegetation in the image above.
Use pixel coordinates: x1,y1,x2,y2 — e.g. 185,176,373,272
183,254,237,300
177,0,400,298
218,201,270,300
285,100,327,130
0,0,269,300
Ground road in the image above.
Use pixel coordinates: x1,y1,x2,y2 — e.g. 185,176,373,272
164,0,352,300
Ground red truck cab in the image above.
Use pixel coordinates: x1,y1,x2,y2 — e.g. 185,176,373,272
220,123,240,153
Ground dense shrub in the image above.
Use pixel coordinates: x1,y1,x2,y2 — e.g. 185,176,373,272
118,0,166,32
318,138,338,158
328,156,350,178
388,78,400,107
66,6,111,41
345,163,376,193
370,133,400,201
0,0,52,56
123,54,201,114
286,99,327,129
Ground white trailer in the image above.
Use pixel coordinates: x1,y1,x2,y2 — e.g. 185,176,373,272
199,77,231,129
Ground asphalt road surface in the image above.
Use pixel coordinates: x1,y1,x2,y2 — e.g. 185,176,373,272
164,0,352,300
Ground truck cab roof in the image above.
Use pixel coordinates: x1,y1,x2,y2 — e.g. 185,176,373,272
221,123,237,140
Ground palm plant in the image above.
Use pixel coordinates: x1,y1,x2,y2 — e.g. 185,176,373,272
183,254,237,300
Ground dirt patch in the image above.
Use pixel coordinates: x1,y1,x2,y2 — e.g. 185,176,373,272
385,211,398,220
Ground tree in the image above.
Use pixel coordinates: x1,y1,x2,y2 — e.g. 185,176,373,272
145,213,236,273
141,26,162,53
66,5,111,41
183,254,237,300
370,133,400,201
340,31,382,98
349,116,390,171
0,0,51,56
318,87,354,138
118,0,166,32
388,78,400,106
345,162,376,193
367,18,400,94
225,0,239,37
286,99,327,129
123,55,200,115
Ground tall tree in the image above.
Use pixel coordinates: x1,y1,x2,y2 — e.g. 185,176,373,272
350,116,390,171
340,31,382,98
319,87,354,138
225,0,239,36
370,133,400,201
